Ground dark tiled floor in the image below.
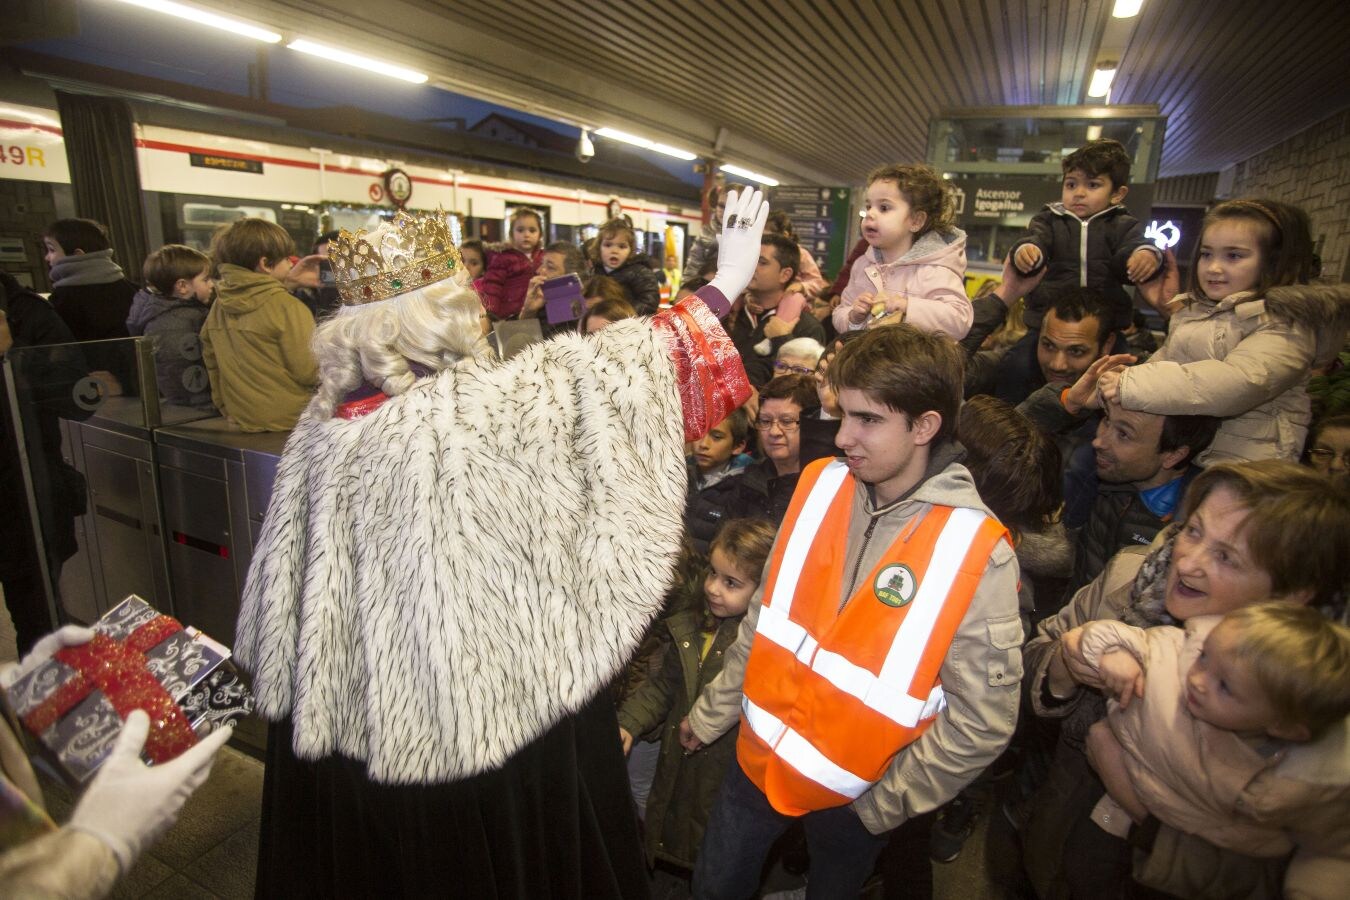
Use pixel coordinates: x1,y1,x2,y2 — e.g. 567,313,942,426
37,744,263,900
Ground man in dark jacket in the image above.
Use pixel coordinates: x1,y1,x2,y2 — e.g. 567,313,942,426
1,272,87,653
1020,368,1219,598
728,234,825,388
975,287,1117,406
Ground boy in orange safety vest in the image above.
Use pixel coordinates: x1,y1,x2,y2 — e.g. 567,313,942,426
682,324,1023,898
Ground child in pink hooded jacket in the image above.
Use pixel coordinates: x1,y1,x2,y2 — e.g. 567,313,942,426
833,164,971,340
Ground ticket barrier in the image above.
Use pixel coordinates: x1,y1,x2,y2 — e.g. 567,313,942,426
5,337,281,751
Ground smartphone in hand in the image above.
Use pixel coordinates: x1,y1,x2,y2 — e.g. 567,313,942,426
542,274,585,324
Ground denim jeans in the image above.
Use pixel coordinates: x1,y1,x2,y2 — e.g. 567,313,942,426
692,762,890,900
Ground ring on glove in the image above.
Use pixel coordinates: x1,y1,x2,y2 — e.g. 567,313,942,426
726,215,739,229
736,216,754,229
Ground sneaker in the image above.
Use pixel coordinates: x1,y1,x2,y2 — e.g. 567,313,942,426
930,794,980,863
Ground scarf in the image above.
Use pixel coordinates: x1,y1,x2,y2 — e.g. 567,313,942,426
1120,523,1181,628
48,250,125,288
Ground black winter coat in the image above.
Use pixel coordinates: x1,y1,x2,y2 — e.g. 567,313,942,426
602,255,661,316
728,303,826,388
684,464,746,556
1069,470,1197,596
1014,203,1157,332
722,458,799,529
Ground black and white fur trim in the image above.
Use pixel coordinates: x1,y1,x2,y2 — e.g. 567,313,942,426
235,320,686,784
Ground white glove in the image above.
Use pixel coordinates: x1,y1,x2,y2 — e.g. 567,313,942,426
69,709,233,873
708,188,770,303
0,624,96,689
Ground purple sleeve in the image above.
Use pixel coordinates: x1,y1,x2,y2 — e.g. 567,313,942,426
694,284,731,319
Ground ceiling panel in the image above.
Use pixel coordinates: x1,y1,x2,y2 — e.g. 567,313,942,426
116,0,1350,182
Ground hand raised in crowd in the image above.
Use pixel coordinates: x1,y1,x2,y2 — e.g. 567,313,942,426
519,275,547,317
847,292,876,325
678,717,704,753
618,726,633,756
1134,249,1182,318
1127,246,1162,283
1097,650,1147,709
998,250,1048,306
1063,353,1137,413
284,254,325,290
707,189,770,305
1097,368,1124,405
1013,243,1042,274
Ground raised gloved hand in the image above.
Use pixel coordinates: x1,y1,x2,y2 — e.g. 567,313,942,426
0,624,96,689
68,710,233,874
708,188,770,307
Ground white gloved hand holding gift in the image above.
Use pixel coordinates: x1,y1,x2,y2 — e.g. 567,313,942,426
708,188,770,304
0,625,96,690
69,709,231,873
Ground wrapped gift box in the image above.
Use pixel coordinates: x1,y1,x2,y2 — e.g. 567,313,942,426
3,595,253,784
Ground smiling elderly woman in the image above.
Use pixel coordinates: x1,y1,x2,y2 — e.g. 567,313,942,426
1018,459,1350,899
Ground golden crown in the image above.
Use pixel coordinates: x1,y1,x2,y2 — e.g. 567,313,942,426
330,208,464,306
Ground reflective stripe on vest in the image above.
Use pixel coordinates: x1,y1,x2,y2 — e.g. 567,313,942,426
738,458,1006,811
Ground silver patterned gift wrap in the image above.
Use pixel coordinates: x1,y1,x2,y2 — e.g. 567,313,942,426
2,595,254,784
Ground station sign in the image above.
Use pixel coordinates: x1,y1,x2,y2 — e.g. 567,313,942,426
772,185,854,278
0,103,71,184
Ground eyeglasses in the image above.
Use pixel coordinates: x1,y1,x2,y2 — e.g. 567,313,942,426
755,417,800,433
772,360,814,376
1308,447,1350,467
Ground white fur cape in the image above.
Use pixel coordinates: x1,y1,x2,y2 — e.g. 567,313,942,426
234,320,686,784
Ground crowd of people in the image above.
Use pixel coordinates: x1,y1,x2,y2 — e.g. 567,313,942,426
0,135,1348,900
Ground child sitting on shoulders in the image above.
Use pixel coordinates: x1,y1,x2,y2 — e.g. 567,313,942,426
475,208,544,320
833,163,971,340
1074,603,1350,899
1098,199,1350,464
128,244,216,409
591,218,660,315
1012,139,1161,338
617,518,776,871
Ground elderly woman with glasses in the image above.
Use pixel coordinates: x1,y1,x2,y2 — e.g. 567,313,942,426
773,336,825,377
723,374,821,528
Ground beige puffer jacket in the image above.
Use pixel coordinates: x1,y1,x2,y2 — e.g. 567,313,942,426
1116,284,1350,464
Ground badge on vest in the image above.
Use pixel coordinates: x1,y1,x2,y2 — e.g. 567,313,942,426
874,564,917,608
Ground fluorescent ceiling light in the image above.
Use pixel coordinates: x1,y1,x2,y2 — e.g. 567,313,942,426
1086,124,1103,141
287,39,429,84
1088,64,1117,98
108,0,281,42
719,164,779,187
1112,0,1145,18
593,127,697,161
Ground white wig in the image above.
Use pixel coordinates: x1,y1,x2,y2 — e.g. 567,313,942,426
308,276,488,419
776,336,825,366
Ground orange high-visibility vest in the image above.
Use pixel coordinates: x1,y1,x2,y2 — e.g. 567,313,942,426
736,457,1008,816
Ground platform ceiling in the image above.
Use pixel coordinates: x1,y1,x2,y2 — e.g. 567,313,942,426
26,0,1350,184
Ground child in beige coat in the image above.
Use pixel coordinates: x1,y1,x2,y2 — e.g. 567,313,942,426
1077,603,1350,899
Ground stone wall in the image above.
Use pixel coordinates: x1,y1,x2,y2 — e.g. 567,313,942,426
1226,110,1350,283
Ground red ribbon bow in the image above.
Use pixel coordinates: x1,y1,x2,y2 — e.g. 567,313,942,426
21,615,200,764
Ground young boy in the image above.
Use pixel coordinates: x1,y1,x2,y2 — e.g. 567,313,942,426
200,219,318,431
1074,603,1350,898
128,244,216,409
683,408,751,555
1012,139,1162,336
